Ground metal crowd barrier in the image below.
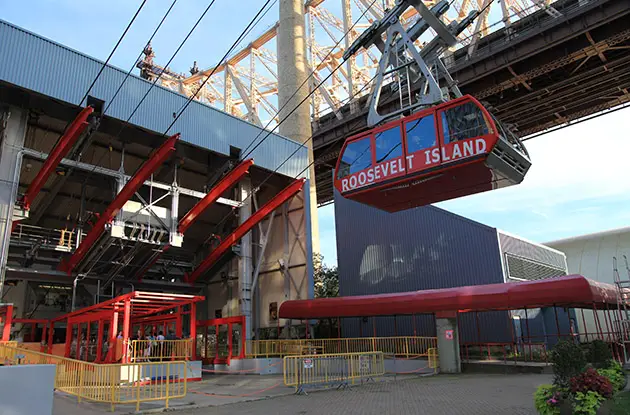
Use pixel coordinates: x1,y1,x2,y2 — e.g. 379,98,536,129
248,336,437,358
283,352,385,394
428,347,439,373
0,343,187,411
129,339,192,362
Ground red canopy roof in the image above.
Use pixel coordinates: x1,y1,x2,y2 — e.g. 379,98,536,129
53,291,205,323
279,275,621,319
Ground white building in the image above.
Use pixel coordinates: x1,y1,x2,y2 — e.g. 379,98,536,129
546,227,630,340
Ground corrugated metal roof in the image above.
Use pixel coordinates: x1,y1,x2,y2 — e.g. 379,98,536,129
0,19,309,178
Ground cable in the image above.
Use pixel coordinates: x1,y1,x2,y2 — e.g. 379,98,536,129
79,0,149,108
76,0,220,217
163,0,276,136
239,0,380,161
48,0,148,151
103,0,179,115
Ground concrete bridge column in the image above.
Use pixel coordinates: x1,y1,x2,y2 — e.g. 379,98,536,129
435,311,461,373
278,0,320,257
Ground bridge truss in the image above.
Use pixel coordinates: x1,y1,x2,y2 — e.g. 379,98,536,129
138,0,557,127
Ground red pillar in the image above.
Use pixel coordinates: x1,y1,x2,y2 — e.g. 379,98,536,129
107,311,119,362
240,316,247,359
1,305,13,341
96,320,104,363
176,306,183,338
553,306,561,343
64,322,73,358
190,303,197,360
122,299,131,363
41,324,47,352
47,322,54,354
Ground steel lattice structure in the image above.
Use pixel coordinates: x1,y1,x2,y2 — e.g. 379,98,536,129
138,0,555,127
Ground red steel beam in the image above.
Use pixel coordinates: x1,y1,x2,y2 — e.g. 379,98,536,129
58,134,179,274
21,106,94,210
185,178,305,283
178,159,254,234
137,159,254,281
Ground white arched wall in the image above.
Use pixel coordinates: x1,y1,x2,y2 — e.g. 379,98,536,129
546,227,630,340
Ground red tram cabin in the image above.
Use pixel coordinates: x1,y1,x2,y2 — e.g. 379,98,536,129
334,95,531,212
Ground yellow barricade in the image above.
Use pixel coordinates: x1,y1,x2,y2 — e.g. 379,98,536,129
428,347,439,373
129,339,192,362
249,336,437,358
0,343,187,412
283,352,385,393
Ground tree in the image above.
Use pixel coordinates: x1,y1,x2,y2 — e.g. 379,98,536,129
312,254,340,338
313,253,339,298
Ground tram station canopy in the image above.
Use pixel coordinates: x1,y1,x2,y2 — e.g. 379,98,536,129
52,291,205,322
279,275,621,319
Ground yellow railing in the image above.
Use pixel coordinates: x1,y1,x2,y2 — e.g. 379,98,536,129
283,352,385,392
129,339,192,362
428,347,439,373
0,343,187,411
248,336,437,358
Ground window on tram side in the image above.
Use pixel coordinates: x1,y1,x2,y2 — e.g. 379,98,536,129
440,101,489,144
405,114,436,154
336,136,373,179
374,125,403,164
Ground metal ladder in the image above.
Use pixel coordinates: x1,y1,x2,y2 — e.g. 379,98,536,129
613,256,630,366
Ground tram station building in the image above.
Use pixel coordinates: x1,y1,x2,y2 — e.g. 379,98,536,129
0,19,313,346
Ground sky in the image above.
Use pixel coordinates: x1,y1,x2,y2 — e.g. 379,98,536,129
2,0,629,267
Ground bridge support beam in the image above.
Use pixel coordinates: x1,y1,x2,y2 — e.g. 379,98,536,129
59,134,179,275
278,0,319,255
185,178,305,284
435,311,462,373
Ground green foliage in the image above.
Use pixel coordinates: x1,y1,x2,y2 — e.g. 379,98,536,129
572,391,605,415
599,360,626,393
550,340,587,387
313,253,339,299
534,384,562,415
582,340,613,369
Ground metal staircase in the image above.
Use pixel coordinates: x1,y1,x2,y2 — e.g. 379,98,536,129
613,256,630,367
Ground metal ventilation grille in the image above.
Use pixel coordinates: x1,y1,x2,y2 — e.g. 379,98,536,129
505,253,567,281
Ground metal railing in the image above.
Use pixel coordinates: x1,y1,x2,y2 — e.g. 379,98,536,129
0,343,187,411
11,223,84,252
460,342,549,364
248,336,437,358
428,347,439,373
129,339,193,362
283,352,385,393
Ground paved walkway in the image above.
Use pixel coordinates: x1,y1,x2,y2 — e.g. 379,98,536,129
53,373,551,414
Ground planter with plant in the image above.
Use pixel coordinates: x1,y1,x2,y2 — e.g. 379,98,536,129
534,340,627,415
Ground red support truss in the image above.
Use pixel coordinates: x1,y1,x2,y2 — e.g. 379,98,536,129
58,134,179,274
137,159,254,281
21,106,94,210
185,178,305,283
179,159,254,234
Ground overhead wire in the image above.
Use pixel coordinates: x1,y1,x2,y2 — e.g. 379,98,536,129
198,0,518,260
76,0,221,219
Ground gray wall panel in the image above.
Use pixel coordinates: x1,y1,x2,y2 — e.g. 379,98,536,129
334,190,506,339
0,19,308,178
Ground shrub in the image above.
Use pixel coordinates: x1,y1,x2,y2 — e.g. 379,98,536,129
572,391,605,415
534,384,561,415
582,340,612,369
570,367,614,398
551,340,587,387
599,360,626,392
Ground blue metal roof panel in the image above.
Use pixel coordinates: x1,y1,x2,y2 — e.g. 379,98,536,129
0,19,309,178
